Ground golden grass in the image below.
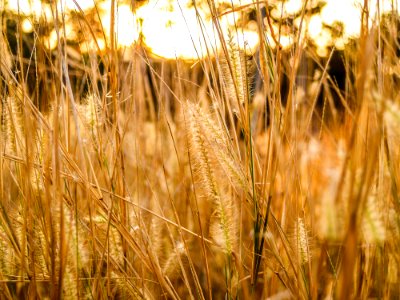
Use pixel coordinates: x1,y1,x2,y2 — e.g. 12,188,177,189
0,1,400,299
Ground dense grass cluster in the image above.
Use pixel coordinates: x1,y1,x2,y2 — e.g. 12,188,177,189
0,1,400,299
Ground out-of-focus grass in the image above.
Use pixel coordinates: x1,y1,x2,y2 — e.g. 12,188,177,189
0,1,399,299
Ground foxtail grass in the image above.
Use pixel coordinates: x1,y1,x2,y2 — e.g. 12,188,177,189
1,0,400,299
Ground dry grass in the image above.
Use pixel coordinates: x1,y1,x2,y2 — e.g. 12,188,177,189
0,1,400,299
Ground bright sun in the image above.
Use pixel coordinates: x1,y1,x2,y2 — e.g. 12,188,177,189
5,0,400,59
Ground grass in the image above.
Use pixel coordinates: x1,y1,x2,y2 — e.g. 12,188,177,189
0,0,400,298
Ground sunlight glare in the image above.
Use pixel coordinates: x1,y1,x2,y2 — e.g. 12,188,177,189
307,15,323,40
271,0,304,18
46,23,77,50
22,18,33,33
100,3,139,47
235,30,260,54
7,0,43,16
135,0,217,60
284,0,303,15
320,0,361,38
314,29,332,56
116,5,139,47
5,0,400,59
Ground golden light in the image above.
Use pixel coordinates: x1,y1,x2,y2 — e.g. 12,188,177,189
320,0,399,39
314,29,332,57
219,15,259,54
21,18,33,33
115,5,139,47
307,15,323,40
263,22,293,50
237,21,260,54
229,29,260,54
277,34,294,49
220,11,241,27
320,0,361,39
44,30,58,50
100,3,139,47
4,0,400,59
271,0,305,19
79,38,106,53
284,0,303,15
6,0,53,20
135,0,218,60
45,23,77,50
304,14,346,56
7,0,43,16
380,0,399,12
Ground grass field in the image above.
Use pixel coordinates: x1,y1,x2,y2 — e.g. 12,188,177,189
0,1,400,298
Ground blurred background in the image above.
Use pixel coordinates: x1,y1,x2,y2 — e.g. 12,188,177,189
2,0,399,58
2,0,399,116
